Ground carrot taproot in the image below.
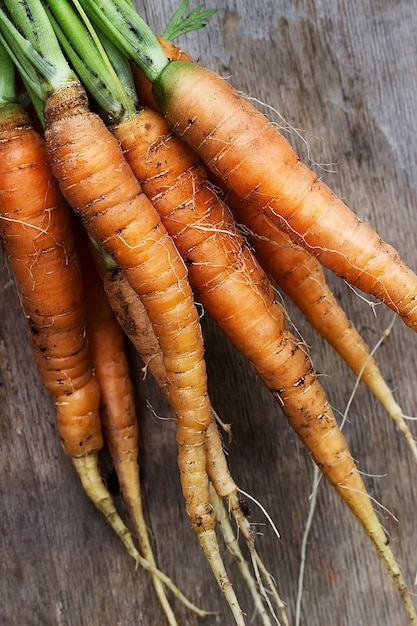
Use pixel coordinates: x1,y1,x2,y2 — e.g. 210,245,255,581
130,35,417,461
45,83,243,625
0,98,147,569
74,223,208,626
0,5,244,622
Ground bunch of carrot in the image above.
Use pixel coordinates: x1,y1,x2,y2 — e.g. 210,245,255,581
0,1,416,624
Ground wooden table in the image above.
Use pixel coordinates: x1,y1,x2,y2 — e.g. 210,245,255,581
1,1,417,624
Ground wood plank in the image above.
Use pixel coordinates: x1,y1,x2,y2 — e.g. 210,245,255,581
1,1,417,624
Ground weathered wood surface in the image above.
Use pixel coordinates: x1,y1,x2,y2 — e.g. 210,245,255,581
1,1,417,624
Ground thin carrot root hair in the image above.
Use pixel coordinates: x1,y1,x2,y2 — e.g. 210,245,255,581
210,484,285,626
74,451,212,618
207,428,288,625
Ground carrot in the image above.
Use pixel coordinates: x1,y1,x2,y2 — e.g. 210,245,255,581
0,107,100,459
69,3,417,622
130,35,417,462
0,81,144,568
44,85,219,537
0,4,243,622
74,222,206,626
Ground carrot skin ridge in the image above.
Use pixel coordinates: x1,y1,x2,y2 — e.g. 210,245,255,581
111,105,416,624
153,60,417,335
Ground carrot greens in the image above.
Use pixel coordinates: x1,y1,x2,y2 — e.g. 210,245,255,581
162,0,217,41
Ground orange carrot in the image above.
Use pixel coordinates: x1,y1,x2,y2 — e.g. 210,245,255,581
151,58,417,334
41,81,243,623
0,104,100,459
0,101,144,565
74,223,195,626
44,82,212,529
131,37,416,459
108,102,417,624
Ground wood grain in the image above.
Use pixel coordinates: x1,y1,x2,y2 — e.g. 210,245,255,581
1,1,417,624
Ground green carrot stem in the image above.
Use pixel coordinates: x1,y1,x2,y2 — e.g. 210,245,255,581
0,2,77,103
79,0,169,82
44,0,131,123
0,37,16,105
